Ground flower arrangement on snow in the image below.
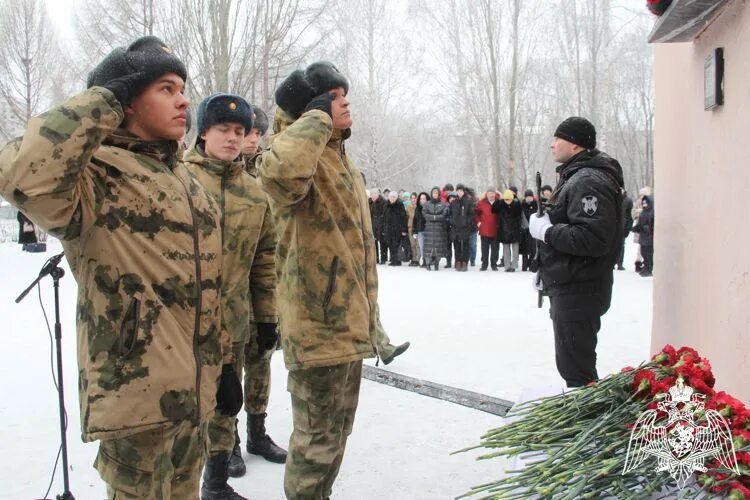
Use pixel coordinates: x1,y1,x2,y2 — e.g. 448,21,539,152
457,345,750,499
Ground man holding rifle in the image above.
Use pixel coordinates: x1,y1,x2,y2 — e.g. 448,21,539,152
529,117,624,388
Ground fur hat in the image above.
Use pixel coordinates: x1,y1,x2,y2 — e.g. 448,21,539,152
196,93,253,137
275,61,349,118
251,106,269,135
87,36,187,103
554,116,596,150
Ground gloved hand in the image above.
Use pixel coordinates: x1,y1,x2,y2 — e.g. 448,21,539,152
257,322,279,352
215,364,243,416
102,72,149,108
303,92,335,118
529,212,552,242
532,272,544,292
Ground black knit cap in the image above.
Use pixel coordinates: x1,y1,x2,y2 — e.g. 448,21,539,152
87,36,187,100
196,93,253,137
251,105,269,135
554,116,596,149
275,61,349,118
524,189,534,197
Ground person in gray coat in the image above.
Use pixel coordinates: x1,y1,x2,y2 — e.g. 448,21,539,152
422,186,448,271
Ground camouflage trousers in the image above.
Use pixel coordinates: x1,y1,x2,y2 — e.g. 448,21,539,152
94,419,208,499
284,360,362,500
243,323,275,414
206,342,246,455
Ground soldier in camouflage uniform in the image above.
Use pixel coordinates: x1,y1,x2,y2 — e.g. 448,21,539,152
181,94,277,500
233,105,289,471
259,61,406,500
0,36,244,498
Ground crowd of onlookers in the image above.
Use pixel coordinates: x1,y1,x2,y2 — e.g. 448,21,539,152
367,183,655,277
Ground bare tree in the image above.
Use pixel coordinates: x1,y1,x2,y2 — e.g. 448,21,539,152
319,0,427,189
0,0,61,138
160,0,328,112
73,0,160,71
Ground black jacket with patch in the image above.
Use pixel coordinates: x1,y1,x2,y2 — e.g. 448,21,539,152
539,149,624,304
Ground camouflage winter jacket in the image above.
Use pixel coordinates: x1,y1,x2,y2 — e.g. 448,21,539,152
182,145,277,345
0,88,227,442
259,109,383,370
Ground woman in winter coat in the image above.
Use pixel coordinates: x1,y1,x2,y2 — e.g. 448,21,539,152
383,191,408,266
406,192,420,266
17,210,37,251
632,195,654,277
369,189,388,264
493,189,523,272
422,187,448,270
413,192,429,267
520,189,538,271
449,183,475,271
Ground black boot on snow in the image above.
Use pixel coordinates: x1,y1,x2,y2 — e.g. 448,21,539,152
201,452,247,500
228,420,246,478
247,413,288,464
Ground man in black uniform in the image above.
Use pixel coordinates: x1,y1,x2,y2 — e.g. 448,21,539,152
529,117,624,388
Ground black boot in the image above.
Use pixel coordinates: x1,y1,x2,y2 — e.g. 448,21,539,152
247,413,287,464
201,452,247,500
227,419,246,478
382,342,410,365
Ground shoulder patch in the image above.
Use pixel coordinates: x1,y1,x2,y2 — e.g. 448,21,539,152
581,195,598,216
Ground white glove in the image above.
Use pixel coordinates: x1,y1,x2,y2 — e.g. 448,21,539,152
532,272,544,292
529,213,552,242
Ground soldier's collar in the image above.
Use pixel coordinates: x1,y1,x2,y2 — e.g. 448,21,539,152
106,129,179,169
329,127,351,143
186,145,243,178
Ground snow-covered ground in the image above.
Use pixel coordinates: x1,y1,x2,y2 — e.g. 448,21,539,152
0,237,651,499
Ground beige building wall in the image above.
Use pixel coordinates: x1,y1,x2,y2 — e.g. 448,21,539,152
652,0,749,402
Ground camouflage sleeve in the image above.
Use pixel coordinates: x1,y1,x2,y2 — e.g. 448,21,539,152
249,201,277,324
258,110,332,207
0,87,122,240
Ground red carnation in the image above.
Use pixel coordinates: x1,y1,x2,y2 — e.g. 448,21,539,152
676,346,700,360
653,344,676,365
736,452,750,466
728,481,750,499
647,0,673,17
650,379,673,399
633,369,656,394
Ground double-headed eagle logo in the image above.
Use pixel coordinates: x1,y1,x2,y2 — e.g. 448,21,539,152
623,378,738,488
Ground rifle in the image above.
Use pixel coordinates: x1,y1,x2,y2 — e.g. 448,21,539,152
529,172,544,308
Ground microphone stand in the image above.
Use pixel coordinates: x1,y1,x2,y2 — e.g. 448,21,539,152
16,252,75,500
